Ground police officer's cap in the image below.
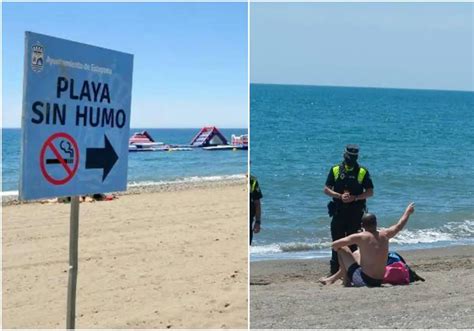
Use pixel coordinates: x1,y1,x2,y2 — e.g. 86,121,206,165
345,144,359,156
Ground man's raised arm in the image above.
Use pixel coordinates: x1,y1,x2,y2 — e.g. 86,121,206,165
384,202,415,239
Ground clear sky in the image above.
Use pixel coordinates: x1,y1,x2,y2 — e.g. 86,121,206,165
3,2,248,128
251,2,473,91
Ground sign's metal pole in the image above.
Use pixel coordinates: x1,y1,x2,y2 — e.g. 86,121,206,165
66,196,80,329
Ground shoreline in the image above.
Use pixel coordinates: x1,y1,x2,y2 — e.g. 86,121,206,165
250,240,474,263
250,244,474,329
1,175,246,206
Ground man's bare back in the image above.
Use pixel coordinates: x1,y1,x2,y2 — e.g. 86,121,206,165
356,230,389,280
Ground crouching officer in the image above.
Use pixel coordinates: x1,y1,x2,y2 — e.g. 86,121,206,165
324,144,374,275
250,175,263,245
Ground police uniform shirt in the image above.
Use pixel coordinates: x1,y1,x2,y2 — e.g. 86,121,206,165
325,165,374,196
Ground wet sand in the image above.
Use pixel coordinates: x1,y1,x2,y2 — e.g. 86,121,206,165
250,245,474,329
3,179,248,328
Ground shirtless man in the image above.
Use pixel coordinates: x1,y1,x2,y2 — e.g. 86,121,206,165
320,202,415,287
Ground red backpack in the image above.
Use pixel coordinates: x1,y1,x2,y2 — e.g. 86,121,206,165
383,261,410,285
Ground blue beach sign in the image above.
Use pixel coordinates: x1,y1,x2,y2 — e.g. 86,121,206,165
20,32,134,200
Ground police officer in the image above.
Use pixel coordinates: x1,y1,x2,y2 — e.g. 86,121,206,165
324,144,374,275
250,175,263,245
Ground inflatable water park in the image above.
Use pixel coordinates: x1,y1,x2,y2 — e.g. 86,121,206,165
128,126,248,152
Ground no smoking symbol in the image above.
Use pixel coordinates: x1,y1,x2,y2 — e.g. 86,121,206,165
40,132,80,185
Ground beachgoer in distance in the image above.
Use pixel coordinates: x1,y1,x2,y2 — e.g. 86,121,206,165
324,144,374,275
320,202,416,287
250,175,263,245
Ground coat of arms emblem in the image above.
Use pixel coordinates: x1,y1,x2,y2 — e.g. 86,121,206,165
31,43,44,73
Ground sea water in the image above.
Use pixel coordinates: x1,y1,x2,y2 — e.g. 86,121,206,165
2,128,247,194
250,84,474,261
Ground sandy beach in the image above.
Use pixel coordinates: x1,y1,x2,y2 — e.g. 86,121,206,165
250,245,474,329
2,179,248,328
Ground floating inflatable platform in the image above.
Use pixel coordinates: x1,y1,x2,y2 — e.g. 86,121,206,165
203,145,240,151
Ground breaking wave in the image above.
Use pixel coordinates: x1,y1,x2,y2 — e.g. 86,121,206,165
251,241,332,255
127,174,246,188
251,220,474,259
390,220,474,244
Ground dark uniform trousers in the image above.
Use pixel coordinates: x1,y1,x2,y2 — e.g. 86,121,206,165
250,218,254,245
330,205,364,274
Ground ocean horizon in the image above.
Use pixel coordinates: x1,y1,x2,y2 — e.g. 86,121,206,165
250,82,473,93
2,127,248,194
250,83,474,261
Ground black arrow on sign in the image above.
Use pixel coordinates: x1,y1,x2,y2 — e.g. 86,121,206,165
86,134,118,181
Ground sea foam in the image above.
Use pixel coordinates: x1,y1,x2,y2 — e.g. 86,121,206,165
251,220,474,260
128,174,246,188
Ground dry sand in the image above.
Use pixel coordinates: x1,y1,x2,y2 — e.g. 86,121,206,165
250,245,474,329
2,180,248,328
